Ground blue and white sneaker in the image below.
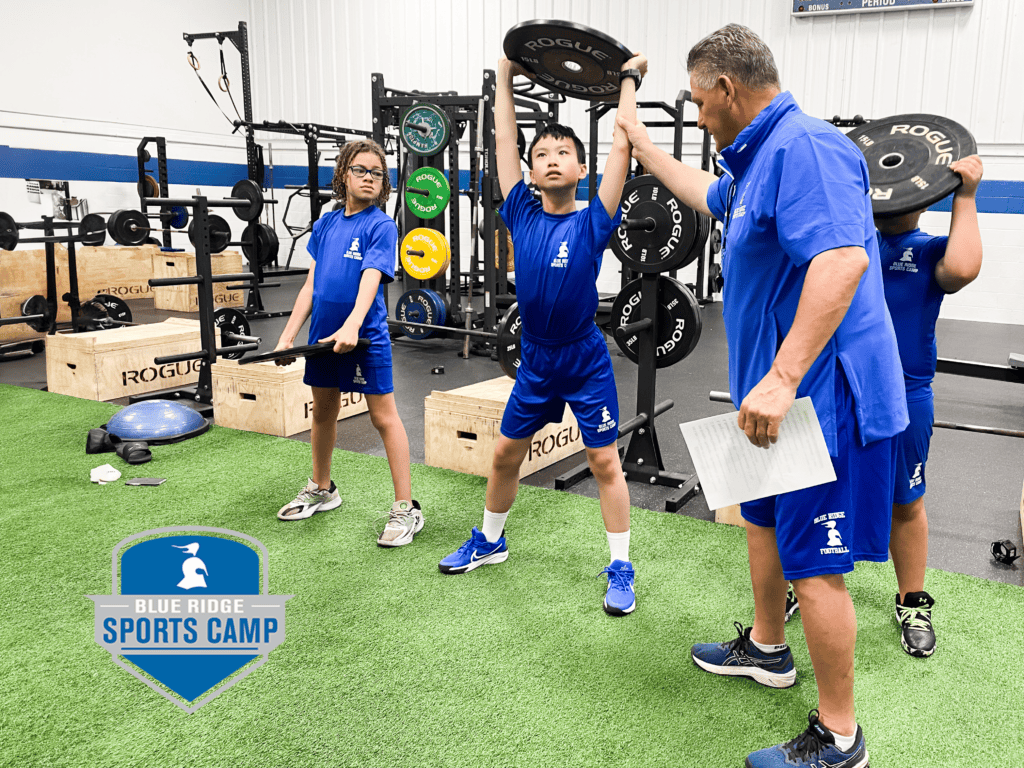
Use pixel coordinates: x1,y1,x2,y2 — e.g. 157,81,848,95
745,710,869,768
438,527,508,574
600,559,636,616
691,622,797,688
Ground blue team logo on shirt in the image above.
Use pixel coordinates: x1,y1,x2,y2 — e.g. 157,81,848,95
344,237,363,261
890,246,919,274
550,241,569,269
87,527,292,713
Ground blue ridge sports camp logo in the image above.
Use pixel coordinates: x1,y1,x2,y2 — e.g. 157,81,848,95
87,527,292,713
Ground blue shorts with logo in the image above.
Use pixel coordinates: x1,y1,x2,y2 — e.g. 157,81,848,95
501,327,619,449
302,344,394,395
741,364,898,581
892,392,933,505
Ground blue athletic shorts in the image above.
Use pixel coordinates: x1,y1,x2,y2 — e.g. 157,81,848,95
892,392,933,505
302,345,394,395
501,327,619,448
741,365,898,581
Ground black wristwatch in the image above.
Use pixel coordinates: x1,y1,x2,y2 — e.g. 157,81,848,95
619,68,642,90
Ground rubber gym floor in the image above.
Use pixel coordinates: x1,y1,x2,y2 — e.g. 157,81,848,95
1,274,1022,768
3,273,1020,586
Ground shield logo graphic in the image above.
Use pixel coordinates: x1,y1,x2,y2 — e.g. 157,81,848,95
87,527,292,713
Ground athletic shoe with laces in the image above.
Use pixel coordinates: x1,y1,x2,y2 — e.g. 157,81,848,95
784,582,800,622
745,709,869,768
376,500,424,547
691,621,797,688
277,478,341,521
438,527,508,574
600,559,636,616
896,590,936,657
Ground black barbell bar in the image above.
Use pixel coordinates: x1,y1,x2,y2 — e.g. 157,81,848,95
619,217,657,232
142,196,278,209
708,391,1024,440
385,319,497,339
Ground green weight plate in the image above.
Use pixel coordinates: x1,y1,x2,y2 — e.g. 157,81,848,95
405,167,451,219
400,103,451,157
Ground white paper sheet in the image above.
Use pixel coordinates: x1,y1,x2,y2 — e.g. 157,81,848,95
679,397,837,511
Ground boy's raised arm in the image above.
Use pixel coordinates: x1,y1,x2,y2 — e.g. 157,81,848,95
598,53,647,219
495,57,529,201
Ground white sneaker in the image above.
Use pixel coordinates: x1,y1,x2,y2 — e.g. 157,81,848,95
277,478,341,521
376,500,424,547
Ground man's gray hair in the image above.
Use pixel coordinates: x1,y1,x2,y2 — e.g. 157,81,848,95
686,24,781,91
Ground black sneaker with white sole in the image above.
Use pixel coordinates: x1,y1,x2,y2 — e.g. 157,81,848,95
896,591,936,657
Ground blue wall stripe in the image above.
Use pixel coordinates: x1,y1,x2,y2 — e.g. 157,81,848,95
1,146,1022,214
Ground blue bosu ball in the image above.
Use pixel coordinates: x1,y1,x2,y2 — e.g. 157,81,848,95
105,400,210,444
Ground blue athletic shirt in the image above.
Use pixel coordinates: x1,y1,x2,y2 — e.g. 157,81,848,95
878,229,949,400
500,180,622,344
307,205,397,365
706,91,908,451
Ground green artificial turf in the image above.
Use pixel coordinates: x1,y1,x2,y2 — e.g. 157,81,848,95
0,383,1020,767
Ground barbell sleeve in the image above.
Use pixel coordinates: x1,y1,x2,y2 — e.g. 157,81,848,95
406,187,430,197
619,217,657,232
406,249,426,257
615,318,652,339
709,391,732,404
216,343,259,356
223,333,261,344
150,276,203,287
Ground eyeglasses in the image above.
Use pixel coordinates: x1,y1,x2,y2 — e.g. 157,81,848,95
349,165,385,181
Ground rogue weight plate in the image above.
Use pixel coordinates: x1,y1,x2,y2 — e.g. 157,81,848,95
241,222,280,267
91,294,133,325
230,179,264,222
188,214,232,254
400,228,450,280
611,176,703,273
503,19,637,102
611,277,702,368
78,213,106,246
405,167,451,219
0,211,18,251
495,302,522,379
80,293,132,331
395,288,447,339
21,294,52,332
214,307,252,360
400,104,451,157
109,209,149,246
846,113,976,218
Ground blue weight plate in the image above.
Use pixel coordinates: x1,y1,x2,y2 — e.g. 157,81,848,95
395,288,447,340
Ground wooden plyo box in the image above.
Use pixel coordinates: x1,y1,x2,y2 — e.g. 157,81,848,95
44,318,202,401
715,504,747,527
74,244,163,301
0,246,66,344
424,376,585,478
151,250,246,312
211,358,369,436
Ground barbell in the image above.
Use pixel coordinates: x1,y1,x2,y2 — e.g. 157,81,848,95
0,293,132,333
0,212,107,251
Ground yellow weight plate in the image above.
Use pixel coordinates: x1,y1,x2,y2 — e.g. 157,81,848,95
401,228,450,280
494,229,514,272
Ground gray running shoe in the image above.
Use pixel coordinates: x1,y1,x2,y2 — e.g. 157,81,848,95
277,478,341,521
377,500,424,547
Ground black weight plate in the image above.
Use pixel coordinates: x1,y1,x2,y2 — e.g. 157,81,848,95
611,176,699,273
846,113,976,218
230,179,264,222
496,302,522,379
0,211,20,250
188,215,232,253
215,307,252,360
21,294,52,332
241,222,280,267
394,288,446,339
79,300,108,331
106,210,123,244
400,104,451,157
684,212,711,268
611,276,702,368
503,19,636,102
78,213,106,246
114,209,149,246
143,237,162,246
92,293,132,325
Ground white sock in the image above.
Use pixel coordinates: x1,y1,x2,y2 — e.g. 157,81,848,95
481,509,508,543
606,529,630,564
751,637,788,653
831,728,858,752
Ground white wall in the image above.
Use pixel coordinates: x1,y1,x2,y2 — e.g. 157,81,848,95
3,0,1022,324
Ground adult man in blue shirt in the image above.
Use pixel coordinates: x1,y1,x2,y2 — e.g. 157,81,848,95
619,24,907,768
